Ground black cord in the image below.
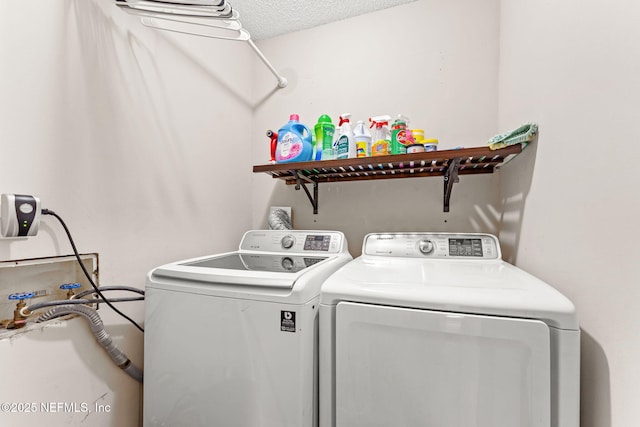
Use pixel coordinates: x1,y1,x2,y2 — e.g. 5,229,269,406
42,209,144,333
74,286,145,300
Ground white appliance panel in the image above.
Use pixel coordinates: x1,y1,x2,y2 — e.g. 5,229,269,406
144,287,318,427
335,302,551,427
362,232,500,259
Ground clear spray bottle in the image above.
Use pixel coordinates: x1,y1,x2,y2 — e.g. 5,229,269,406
369,115,392,156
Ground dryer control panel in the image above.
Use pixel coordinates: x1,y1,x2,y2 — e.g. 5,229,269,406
240,230,346,254
363,233,501,260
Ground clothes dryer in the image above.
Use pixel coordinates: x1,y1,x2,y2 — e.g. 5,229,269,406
319,232,579,427
145,230,351,427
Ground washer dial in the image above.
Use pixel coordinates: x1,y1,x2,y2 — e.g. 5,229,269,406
418,239,435,255
281,235,295,249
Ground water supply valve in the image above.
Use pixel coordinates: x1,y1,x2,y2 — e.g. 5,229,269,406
7,292,35,329
60,283,81,299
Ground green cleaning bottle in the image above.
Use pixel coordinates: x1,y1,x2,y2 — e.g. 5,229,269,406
315,114,335,160
391,114,409,155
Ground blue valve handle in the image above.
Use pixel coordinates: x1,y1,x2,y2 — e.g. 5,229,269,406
8,292,35,301
60,283,81,290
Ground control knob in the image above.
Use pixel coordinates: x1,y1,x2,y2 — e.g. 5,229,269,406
281,257,294,271
281,235,295,249
418,239,435,255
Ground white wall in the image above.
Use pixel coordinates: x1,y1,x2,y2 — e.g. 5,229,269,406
497,1,640,426
251,0,502,256
0,0,254,425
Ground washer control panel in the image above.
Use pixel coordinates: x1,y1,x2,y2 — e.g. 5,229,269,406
240,230,346,254
363,233,500,260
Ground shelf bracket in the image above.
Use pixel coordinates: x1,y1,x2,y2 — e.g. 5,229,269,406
292,171,319,214
443,157,461,212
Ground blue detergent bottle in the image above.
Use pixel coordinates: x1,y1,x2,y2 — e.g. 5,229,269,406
275,114,313,163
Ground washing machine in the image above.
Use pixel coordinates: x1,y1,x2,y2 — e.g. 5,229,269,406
144,230,351,427
319,232,579,427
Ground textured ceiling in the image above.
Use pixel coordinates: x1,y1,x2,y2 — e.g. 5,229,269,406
229,0,418,40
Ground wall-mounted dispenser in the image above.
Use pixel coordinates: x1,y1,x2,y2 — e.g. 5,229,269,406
0,194,41,238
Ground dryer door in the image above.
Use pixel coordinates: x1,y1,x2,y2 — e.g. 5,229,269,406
335,302,550,427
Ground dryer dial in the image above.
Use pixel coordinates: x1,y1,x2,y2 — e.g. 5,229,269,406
418,239,435,255
281,235,295,249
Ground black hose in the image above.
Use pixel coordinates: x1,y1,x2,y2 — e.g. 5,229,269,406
73,286,145,300
42,209,144,333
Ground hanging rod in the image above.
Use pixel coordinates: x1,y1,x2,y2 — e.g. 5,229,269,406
247,40,287,88
115,0,288,89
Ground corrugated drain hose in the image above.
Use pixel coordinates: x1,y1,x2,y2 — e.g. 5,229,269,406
268,208,292,230
36,305,143,383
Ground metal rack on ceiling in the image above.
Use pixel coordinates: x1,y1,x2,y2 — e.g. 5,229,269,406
114,0,288,88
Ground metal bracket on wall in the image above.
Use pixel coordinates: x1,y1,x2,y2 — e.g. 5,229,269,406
292,171,319,214
443,157,461,212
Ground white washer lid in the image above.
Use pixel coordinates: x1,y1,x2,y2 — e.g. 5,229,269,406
150,229,350,290
320,256,578,330
151,251,328,289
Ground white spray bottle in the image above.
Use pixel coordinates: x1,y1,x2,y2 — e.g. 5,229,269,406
334,113,356,159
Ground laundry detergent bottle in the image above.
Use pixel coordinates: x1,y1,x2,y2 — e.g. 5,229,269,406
275,114,313,163
315,114,336,161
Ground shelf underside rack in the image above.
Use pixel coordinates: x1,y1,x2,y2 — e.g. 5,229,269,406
253,144,523,214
